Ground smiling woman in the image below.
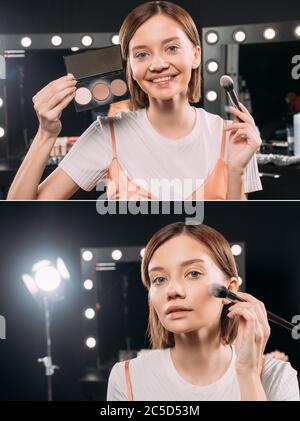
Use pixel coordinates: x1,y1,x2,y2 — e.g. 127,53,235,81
107,222,299,401
7,1,262,200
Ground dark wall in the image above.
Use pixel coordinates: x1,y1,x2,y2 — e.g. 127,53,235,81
0,0,300,34
0,201,299,400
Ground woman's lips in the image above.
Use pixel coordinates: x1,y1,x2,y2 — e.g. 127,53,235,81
148,75,177,87
154,79,172,87
167,310,192,319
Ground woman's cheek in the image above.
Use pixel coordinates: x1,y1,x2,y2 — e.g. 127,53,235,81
149,288,158,307
150,290,164,314
130,62,146,83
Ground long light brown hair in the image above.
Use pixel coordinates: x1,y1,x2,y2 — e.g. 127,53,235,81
119,1,201,110
141,222,239,348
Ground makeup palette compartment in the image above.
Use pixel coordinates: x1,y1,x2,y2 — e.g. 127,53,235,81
64,45,131,112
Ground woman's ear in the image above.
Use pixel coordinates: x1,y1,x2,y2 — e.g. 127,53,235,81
221,277,239,305
192,45,201,69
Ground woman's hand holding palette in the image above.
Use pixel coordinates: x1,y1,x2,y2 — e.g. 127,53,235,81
64,45,130,112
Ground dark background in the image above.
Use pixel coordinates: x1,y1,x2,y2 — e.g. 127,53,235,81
0,0,299,33
0,201,299,400
240,41,300,140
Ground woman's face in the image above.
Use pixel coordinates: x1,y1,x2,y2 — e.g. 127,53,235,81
128,14,201,103
148,234,228,335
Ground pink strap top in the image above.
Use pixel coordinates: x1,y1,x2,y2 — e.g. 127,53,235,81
124,360,133,401
106,117,229,200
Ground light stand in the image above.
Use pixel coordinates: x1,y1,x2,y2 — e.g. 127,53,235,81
37,296,59,401
22,258,70,401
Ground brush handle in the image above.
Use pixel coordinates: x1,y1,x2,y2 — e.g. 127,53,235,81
228,90,243,112
228,292,295,332
266,311,295,332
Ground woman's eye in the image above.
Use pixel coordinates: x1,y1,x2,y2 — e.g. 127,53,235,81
167,45,179,52
135,52,147,59
187,271,202,279
152,276,166,285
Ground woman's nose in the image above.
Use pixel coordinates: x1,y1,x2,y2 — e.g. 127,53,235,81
149,54,169,72
166,279,186,299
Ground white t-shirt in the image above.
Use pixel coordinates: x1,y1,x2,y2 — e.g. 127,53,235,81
107,347,299,401
59,107,262,198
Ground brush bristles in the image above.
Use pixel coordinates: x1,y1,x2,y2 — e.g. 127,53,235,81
220,75,234,91
208,283,228,298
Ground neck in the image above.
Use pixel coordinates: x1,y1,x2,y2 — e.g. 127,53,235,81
170,326,232,386
146,97,196,140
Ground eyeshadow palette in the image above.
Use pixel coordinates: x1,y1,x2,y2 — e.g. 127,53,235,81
64,45,131,112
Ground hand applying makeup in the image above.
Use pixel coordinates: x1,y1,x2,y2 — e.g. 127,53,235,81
225,103,262,174
226,291,271,400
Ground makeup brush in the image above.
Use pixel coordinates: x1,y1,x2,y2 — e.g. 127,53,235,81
209,283,296,332
220,75,243,112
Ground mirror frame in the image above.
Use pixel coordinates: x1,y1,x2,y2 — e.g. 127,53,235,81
202,20,300,118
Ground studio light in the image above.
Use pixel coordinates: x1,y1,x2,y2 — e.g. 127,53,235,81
82,250,93,262
295,26,300,38
263,28,276,40
35,266,61,292
238,276,243,286
112,250,122,261
22,274,39,296
57,258,70,280
206,60,219,73
0,127,5,138
233,30,246,43
25,258,70,293
85,308,95,320
32,259,51,272
140,248,145,258
111,35,120,45
22,257,71,401
21,37,32,48
206,91,218,102
71,47,79,52
83,279,94,290
205,31,219,45
51,35,63,47
86,337,97,349
0,97,3,107
231,244,243,256
81,35,93,47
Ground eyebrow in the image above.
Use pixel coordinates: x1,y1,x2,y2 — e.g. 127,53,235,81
131,36,182,52
149,259,206,273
